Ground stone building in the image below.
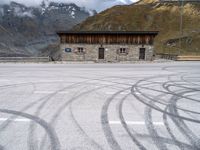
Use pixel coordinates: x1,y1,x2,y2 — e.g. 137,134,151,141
57,31,158,62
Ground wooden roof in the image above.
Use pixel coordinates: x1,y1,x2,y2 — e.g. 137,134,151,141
57,31,159,35
57,31,159,45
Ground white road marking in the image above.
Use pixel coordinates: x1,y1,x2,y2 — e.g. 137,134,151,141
109,121,164,126
0,118,30,122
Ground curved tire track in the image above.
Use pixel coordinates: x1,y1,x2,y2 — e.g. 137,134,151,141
0,109,61,150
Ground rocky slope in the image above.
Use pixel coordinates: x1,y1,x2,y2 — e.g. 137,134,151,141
73,0,200,55
0,1,96,57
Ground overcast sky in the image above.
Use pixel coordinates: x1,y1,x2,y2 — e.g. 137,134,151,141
0,0,136,12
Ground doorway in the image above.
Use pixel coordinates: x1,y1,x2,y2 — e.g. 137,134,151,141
139,48,146,60
99,48,105,59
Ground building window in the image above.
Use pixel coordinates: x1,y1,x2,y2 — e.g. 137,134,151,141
120,48,126,54
78,47,84,53
118,48,128,55
76,47,85,54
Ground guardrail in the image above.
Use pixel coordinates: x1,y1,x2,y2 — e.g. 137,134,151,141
177,56,200,61
156,53,178,60
0,57,50,62
156,54,200,61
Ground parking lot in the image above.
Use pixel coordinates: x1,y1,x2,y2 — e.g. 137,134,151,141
0,62,200,150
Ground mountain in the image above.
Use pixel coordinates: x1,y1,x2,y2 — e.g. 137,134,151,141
73,0,200,55
0,1,96,58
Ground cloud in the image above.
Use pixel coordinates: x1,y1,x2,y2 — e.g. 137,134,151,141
0,0,136,12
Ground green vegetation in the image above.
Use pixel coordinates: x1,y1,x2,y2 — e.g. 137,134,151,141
73,0,200,55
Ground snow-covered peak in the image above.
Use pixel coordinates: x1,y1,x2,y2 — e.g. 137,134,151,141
0,1,34,17
40,2,96,18
0,1,96,19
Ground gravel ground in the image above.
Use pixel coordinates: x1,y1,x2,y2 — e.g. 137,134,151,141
0,62,199,150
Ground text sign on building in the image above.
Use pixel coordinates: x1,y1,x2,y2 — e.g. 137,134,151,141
65,48,72,53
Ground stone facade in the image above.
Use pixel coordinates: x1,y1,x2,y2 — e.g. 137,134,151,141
60,44,154,62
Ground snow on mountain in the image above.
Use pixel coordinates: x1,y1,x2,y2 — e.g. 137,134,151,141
0,1,96,18
0,1,96,57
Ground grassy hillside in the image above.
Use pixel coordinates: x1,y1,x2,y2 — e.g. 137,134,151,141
73,0,200,55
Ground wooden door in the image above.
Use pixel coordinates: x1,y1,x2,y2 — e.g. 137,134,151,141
139,48,145,60
99,48,105,59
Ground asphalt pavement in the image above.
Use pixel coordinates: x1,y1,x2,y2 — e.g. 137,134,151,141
0,62,199,150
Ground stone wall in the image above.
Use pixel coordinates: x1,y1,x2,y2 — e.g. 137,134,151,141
60,44,154,62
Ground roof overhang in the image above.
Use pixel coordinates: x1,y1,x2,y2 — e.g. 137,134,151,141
57,31,159,36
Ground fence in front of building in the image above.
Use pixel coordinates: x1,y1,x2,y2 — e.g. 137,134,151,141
0,57,50,62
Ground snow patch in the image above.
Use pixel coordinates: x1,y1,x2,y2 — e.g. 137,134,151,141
13,7,34,17
87,9,96,16
70,10,75,18
80,7,96,16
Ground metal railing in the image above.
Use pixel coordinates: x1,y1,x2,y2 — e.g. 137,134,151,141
156,53,178,60
0,57,50,62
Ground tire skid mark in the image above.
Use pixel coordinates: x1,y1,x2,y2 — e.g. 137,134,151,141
134,133,194,149
0,109,61,150
138,75,194,149
0,78,94,150
28,87,65,150
142,89,171,150
167,73,199,89
101,88,130,150
145,101,168,150
162,81,200,115
29,80,102,150
29,77,123,149
39,86,88,150
140,86,200,104
162,81,200,103
162,76,200,149
118,93,147,150
136,85,200,115
162,82,200,115
132,83,200,124
168,92,200,149
163,106,189,150
131,72,200,149
165,74,200,149
164,82,200,92
0,78,93,131
74,76,133,86
39,81,125,150
0,85,55,132
181,75,200,86
69,104,103,150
